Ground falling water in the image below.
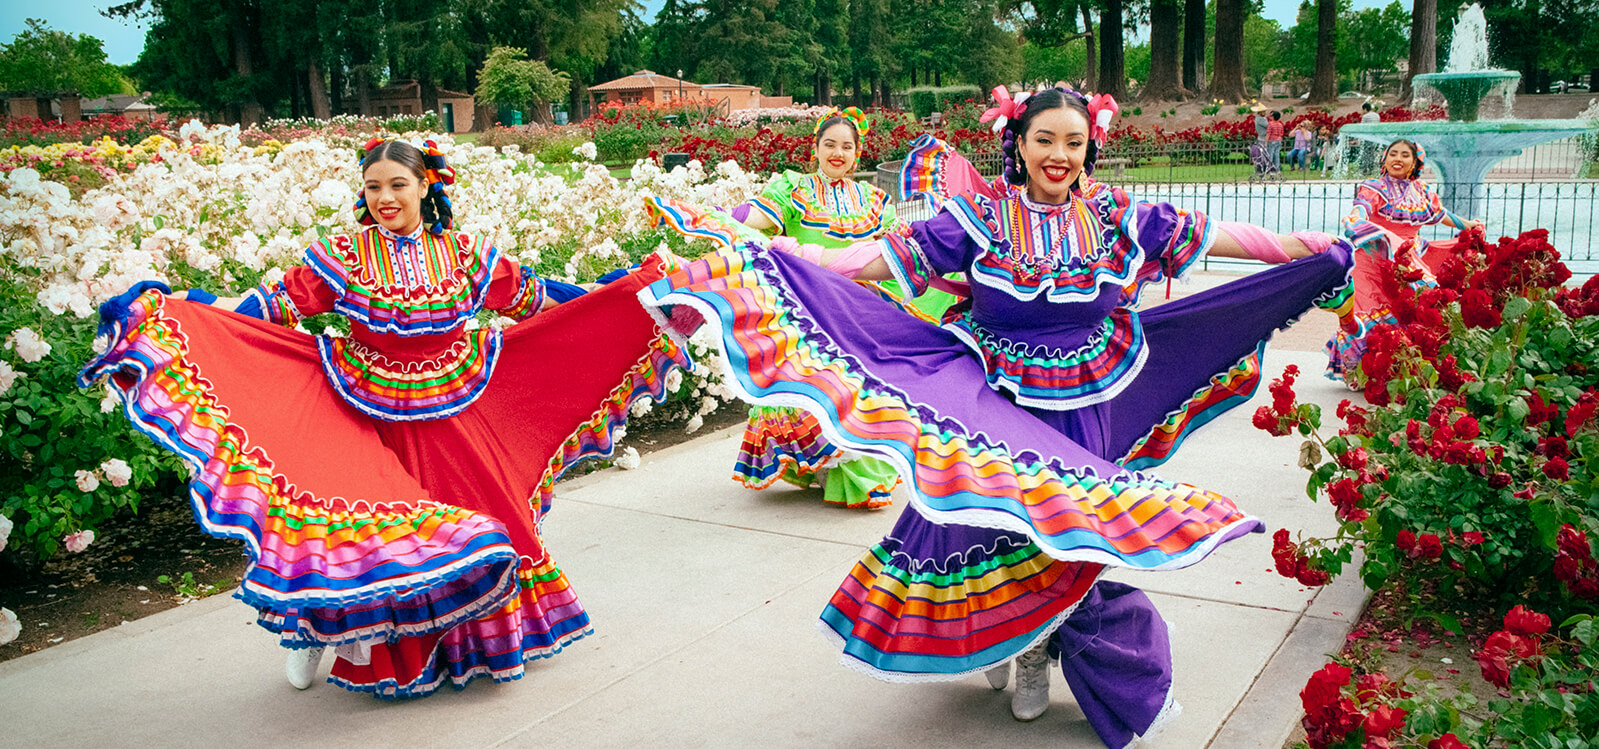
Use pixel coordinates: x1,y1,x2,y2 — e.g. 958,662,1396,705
1445,4,1491,73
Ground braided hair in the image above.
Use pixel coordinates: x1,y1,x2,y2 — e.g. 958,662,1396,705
354,139,455,233
1000,88,1098,188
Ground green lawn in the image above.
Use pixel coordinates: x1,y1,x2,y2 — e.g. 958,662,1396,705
453,132,480,145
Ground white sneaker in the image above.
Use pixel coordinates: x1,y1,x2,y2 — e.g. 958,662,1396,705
984,661,1010,690
285,646,325,690
1011,643,1051,721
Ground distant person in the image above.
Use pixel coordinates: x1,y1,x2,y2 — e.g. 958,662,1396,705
1266,111,1285,171
1361,101,1380,123
1252,102,1269,144
1286,121,1314,170
1328,139,1486,384
1316,125,1335,172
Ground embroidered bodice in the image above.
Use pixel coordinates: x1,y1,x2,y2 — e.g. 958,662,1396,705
239,225,545,421
749,171,898,247
1341,176,1458,257
876,181,1214,409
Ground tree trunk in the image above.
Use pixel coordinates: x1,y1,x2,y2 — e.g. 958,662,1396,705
1400,0,1436,103
1142,0,1186,101
1182,0,1205,92
851,72,862,107
1208,0,1247,102
1308,0,1338,105
329,64,346,115
226,1,263,125
307,59,332,120
1082,4,1098,92
355,69,373,117
1097,0,1125,99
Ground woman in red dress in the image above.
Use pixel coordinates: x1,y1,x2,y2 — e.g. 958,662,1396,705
80,139,689,697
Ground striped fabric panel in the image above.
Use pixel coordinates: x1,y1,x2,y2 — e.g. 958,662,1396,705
949,309,1146,407
789,174,889,241
732,405,840,488
496,266,545,322
819,534,1103,677
76,291,522,648
961,192,1144,302
304,229,498,336
1121,346,1265,471
317,329,501,422
641,246,1258,569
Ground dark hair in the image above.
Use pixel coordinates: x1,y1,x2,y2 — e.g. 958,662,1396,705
814,116,861,148
1000,88,1097,187
1362,102,1373,111
1270,111,1281,120
360,140,454,233
1383,138,1423,179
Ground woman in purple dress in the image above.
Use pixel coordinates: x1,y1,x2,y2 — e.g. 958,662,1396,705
639,88,1354,747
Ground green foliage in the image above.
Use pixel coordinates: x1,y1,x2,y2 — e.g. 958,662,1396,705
475,47,573,112
1,279,182,562
156,571,221,599
0,19,125,96
906,85,983,119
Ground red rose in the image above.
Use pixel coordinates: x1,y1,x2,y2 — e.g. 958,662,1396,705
1428,734,1469,749
1557,525,1592,559
1487,472,1512,489
1337,447,1369,471
1528,392,1559,426
1460,289,1503,328
1566,391,1598,437
1252,405,1281,434
1296,564,1332,586
1539,435,1570,458
1476,637,1512,688
1452,414,1480,440
1503,605,1550,636
1415,533,1443,559
1396,530,1416,551
1363,705,1407,739
1461,530,1486,545
1543,457,1570,481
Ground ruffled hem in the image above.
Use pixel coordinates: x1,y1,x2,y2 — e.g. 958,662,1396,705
77,291,522,645
944,311,1149,411
816,525,1104,681
316,329,502,422
533,253,696,515
733,406,840,489
323,556,593,698
639,244,1261,571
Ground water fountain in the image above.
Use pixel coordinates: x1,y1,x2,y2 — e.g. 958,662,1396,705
1336,3,1590,218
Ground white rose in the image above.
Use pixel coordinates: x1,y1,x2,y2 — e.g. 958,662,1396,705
0,513,12,554
74,469,100,493
101,458,133,488
614,446,641,470
63,529,95,553
310,179,350,210
8,327,51,363
0,607,19,646
0,360,18,396
99,386,119,413
684,415,704,434
573,142,598,161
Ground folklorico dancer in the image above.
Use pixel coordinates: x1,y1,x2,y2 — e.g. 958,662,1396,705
1327,138,1485,384
646,107,953,509
79,138,691,697
637,86,1357,747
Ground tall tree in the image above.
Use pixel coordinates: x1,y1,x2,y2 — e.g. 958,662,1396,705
1208,0,1247,100
1339,2,1409,92
1097,0,1125,98
1141,0,1186,100
1181,0,1204,91
1082,3,1098,90
0,19,127,96
1401,0,1437,102
1307,0,1338,104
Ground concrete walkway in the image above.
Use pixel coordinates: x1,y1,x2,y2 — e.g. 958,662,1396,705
0,342,1363,749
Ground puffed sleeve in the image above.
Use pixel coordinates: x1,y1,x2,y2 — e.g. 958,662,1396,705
1094,184,1215,288
483,257,547,321
1341,183,1387,249
234,265,337,326
874,205,982,298
746,171,804,233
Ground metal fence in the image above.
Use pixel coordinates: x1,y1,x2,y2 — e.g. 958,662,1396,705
884,138,1599,273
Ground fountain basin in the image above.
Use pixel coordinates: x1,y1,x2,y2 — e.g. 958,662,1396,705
1412,70,1520,122
1339,119,1590,218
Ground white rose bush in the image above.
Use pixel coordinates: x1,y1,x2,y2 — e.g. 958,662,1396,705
1,119,765,567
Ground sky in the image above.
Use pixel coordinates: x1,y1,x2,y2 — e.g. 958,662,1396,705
5,0,1411,67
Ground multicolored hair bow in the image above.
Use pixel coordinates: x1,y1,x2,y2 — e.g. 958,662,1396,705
979,86,1031,133
1086,93,1119,146
814,107,870,139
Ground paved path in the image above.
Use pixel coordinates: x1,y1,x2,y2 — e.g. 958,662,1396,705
0,281,1363,749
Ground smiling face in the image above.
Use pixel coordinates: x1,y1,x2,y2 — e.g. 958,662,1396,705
1383,142,1417,180
363,158,428,234
814,121,859,181
1017,106,1091,205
